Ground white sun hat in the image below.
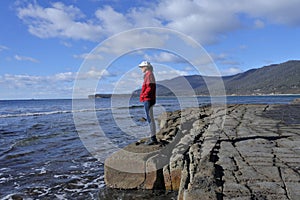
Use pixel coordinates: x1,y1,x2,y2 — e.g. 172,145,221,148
138,61,151,68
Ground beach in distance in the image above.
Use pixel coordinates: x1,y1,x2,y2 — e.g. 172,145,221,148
0,95,299,199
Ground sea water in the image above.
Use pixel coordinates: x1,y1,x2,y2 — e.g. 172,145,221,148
0,95,299,199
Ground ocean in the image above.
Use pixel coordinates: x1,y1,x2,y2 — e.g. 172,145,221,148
0,95,299,199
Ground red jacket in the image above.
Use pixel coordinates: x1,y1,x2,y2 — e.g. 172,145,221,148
140,71,156,102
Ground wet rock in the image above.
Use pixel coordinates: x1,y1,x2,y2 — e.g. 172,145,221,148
10,194,23,200
291,98,300,104
104,142,162,189
139,117,147,122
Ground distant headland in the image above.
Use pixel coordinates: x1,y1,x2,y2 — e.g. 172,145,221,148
89,60,300,98
88,93,132,99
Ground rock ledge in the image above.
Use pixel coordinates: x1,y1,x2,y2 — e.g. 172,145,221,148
105,103,300,200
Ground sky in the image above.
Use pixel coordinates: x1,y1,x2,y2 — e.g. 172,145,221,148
0,0,300,99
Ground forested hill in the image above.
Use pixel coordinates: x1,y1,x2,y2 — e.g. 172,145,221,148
221,60,300,95
139,60,300,96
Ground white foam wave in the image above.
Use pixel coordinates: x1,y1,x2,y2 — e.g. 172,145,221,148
0,104,144,118
0,108,110,118
34,167,47,175
55,194,68,200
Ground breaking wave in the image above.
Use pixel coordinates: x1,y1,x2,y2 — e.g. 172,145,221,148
0,105,144,119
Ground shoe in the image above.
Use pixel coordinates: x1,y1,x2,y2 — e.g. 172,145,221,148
145,136,158,145
146,140,158,145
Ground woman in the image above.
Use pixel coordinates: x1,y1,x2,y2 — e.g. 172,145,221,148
139,61,158,145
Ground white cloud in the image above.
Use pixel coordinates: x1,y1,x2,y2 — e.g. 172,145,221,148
210,52,242,69
12,0,300,92
60,41,73,47
73,53,103,60
254,19,265,28
94,30,168,55
239,45,247,50
156,69,189,81
210,52,243,66
0,45,9,52
0,71,77,99
53,72,75,82
17,2,103,41
237,0,300,26
95,6,132,35
221,67,243,76
2,74,44,89
1,72,76,87
85,67,111,79
15,54,39,63
211,53,227,62
144,52,184,63
146,63,190,81
184,66,195,71
155,0,241,44
75,67,114,80
1,72,82,99
220,60,241,66
16,0,300,45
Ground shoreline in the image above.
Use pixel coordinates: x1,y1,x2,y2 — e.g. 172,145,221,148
158,94,300,97
1,94,300,101
104,99,300,199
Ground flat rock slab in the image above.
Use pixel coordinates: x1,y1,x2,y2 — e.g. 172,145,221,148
104,102,300,200
105,140,163,189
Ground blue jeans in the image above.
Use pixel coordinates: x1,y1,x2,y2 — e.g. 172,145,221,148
143,100,156,137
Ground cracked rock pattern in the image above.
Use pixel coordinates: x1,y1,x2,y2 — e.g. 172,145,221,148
104,102,300,200
215,104,300,200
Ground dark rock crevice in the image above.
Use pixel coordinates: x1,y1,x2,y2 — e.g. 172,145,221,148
222,135,291,145
209,141,224,200
277,166,292,200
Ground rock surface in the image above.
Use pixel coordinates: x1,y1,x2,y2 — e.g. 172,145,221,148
104,102,300,200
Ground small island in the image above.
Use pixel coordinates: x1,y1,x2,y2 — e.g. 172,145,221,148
88,94,112,99
88,93,134,99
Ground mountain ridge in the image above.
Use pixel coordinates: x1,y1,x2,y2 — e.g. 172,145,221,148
135,60,300,96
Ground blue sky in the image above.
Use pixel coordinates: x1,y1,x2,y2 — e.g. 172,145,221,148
0,0,300,99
